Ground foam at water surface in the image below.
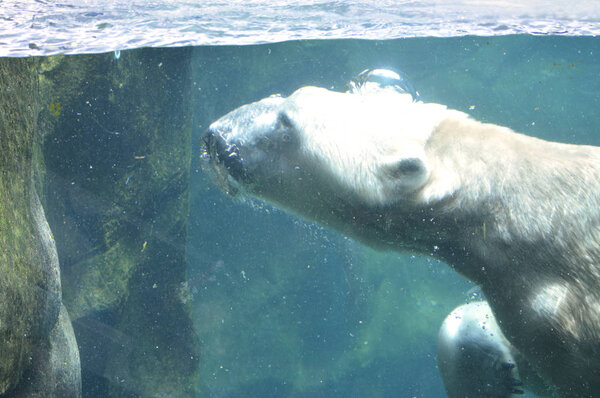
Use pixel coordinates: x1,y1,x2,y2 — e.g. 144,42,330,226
1,0,599,57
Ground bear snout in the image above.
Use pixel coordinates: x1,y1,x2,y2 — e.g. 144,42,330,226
201,128,248,185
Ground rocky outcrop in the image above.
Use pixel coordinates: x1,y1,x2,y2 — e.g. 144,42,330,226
40,48,199,397
0,46,198,397
0,57,81,397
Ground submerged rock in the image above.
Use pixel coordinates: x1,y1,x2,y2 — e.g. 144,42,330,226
0,57,81,397
40,48,199,397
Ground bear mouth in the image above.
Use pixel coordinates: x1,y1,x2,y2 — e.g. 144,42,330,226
200,128,248,197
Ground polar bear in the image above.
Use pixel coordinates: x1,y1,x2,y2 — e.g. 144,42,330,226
201,69,600,397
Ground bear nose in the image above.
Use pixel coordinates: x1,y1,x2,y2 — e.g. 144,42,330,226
201,128,226,162
201,128,247,183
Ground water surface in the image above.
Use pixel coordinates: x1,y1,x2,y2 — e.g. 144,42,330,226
2,0,599,56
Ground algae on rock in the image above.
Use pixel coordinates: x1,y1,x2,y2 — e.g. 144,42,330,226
40,48,199,397
0,56,45,393
0,56,72,394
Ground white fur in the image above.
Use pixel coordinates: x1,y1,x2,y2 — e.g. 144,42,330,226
281,86,450,205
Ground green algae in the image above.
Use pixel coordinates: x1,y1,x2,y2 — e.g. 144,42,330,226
0,57,49,393
39,48,199,397
2,35,594,397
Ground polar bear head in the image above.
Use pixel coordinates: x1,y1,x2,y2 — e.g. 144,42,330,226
202,71,449,223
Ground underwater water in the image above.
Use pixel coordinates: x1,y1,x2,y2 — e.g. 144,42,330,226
1,2,600,398
187,36,600,398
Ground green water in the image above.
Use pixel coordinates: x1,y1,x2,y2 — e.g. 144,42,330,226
186,35,599,397
27,35,599,397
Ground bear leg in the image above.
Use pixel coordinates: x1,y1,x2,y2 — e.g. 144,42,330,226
437,301,524,398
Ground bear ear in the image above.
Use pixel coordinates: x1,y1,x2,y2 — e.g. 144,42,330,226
380,156,428,193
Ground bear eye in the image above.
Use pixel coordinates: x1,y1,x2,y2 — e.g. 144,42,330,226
276,112,295,144
277,112,294,129
385,158,425,178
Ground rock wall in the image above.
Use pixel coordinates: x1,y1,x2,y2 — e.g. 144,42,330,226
0,56,48,393
40,48,199,397
0,47,199,397
0,57,79,397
